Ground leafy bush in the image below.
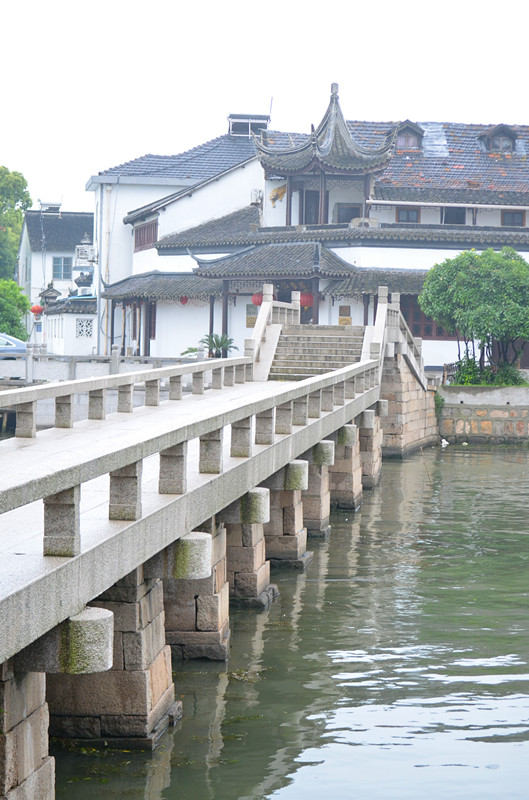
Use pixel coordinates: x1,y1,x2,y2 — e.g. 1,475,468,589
453,355,480,385
452,356,528,386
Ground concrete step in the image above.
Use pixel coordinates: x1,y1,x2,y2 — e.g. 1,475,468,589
274,347,362,357
281,325,364,335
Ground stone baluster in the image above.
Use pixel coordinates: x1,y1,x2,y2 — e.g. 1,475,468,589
212,367,224,389
109,460,143,520
345,377,356,399
235,364,246,384
255,408,275,444
334,381,345,406
308,390,321,418
293,396,308,426
275,401,293,435
199,428,224,474
43,485,80,556
231,416,253,458
359,409,383,489
169,374,182,400
321,386,334,412
159,442,188,494
118,382,134,412
192,371,204,395
223,365,235,386
88,388,106,420
15,401,36,438
145,378,160,406
55,393,74,428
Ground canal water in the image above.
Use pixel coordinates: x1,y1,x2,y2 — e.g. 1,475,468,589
53,446,529,799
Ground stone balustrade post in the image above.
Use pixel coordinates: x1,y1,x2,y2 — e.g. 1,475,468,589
15,401,36,438
110,344,120,374
334,381,345,406
88,388,106,420
212,367,223,389
275,401,293,435
235,364,246,384
321,386,334,412
192,371,205,395
118,382,134,412
55,393,74,428
293,396,308,426
345,377,356,399
169,374,182,400
231,416,253,458
145,378,160,406
223,365,235,386
199,428,224,474
308,390,321,418
109,460,142,520
43,485,80,556
255,408,275,445
159,442,188,494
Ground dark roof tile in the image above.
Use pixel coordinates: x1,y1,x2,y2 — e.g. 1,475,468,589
24,211,93,252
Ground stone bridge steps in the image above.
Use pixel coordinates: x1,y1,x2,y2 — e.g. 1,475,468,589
269,324,365,381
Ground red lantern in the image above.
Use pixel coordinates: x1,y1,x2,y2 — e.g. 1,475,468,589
30,304,44,315
299,293,314,308
180,296,189,305
251,293,263,306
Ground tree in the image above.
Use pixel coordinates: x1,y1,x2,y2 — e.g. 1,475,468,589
0,167,32,280
0,280,30,339
200,333,239,358
418,248,529,368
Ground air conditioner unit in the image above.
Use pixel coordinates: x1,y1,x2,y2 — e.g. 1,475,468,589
350,217,379,228
250,189,263,206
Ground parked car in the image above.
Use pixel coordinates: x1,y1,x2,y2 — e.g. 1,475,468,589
0,333,27,359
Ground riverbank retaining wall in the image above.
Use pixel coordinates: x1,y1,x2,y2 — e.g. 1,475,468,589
438,385,529,444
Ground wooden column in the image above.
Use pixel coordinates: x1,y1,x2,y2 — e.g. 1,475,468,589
312,275,320,324
286,176,292,226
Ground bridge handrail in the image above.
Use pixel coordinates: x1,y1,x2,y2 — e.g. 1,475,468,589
0,356,379,515
0,355,252,412
244,283,300,364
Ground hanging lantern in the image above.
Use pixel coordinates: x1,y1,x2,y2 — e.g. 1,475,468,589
251,292,263,306
30,304,44,315
180,296,189,305
299,293,314,308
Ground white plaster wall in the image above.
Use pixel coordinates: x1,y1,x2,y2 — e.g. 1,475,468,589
44,314,96,356
421,339,459,367
333,245,468,270
263,179,289,227
149,301,214,358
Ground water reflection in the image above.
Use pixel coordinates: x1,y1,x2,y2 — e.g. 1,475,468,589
54,447,529,799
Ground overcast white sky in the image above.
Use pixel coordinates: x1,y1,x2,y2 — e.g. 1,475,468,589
4,0,527,213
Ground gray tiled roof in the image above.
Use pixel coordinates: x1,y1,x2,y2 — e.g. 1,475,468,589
97,134,257,182
195,242,355,279
329,267,427,297
44,296,97,314
256,84,396,175
157,206,262,250
157,208,529,252
24,211,93,252
101,272,223,301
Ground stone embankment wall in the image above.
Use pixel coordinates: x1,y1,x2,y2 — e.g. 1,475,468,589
381,352,438,457
438,385,529,444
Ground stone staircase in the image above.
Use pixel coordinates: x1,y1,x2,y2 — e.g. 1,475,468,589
268,325,365,381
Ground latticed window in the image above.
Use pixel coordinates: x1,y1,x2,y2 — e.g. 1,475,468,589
76,318,93,338
134,220,158,251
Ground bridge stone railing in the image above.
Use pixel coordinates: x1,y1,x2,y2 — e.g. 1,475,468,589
244,283,300,369
0,354,381,662
0,354,253,438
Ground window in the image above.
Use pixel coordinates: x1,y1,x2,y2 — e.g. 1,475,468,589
397,131,419,148
396,207,420,223
52,257,72,279
491,135,513,153
442,207,466,225
76,319,93,338
399,295,457,340
134,219,158,251
335,204,362,223
502,210,525,227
